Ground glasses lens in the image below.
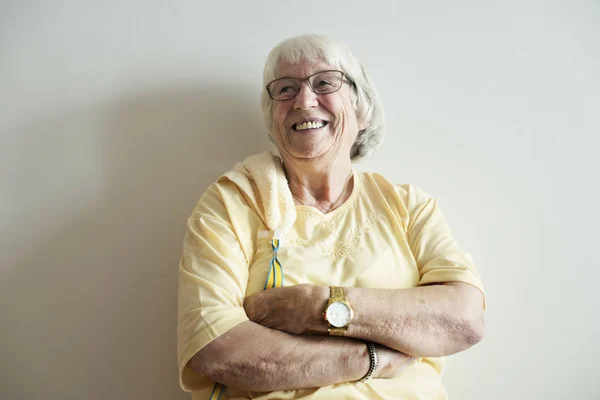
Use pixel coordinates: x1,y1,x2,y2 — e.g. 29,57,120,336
309,71,343,94
268,78,300,100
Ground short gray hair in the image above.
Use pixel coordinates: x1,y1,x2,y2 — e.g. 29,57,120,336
261,34,384,162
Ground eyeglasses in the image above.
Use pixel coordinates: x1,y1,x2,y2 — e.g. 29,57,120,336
265,70,354,101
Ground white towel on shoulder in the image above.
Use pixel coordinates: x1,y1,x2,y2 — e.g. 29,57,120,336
221,151,296,238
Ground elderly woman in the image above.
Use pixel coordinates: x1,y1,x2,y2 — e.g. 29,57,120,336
177,34,485,400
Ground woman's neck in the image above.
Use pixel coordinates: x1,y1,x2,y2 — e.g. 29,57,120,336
282,156,354,213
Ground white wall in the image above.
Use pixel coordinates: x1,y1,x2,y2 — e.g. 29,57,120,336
1,1,598,399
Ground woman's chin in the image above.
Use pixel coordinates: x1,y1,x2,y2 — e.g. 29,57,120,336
285,133,330,157
285,144,334,161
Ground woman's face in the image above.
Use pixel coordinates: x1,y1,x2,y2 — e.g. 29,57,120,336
270,60,364,163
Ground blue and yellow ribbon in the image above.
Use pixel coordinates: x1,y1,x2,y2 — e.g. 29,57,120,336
264,238,284,289
209,230,285,399
209,382,225,400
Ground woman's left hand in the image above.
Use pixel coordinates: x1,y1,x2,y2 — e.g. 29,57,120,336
243,284,329,335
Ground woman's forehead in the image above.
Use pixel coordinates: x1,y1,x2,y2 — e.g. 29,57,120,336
275,60,335,79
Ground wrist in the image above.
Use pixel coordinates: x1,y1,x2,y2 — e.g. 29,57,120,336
311,285,330,334
373,346,416,379
342,339,371,382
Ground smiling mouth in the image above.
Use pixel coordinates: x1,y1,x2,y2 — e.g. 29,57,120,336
292,121,328,131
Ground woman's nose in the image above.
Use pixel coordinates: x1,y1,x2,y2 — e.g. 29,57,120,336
293,82,319,110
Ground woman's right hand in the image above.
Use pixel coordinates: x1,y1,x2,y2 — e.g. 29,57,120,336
374,345,416,378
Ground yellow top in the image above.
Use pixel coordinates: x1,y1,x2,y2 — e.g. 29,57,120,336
177,168,485,400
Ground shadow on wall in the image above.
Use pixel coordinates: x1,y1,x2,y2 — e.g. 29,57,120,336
0,84,267,400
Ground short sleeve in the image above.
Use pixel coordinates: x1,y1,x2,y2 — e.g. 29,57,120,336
177,183,252,392
403,185,486,305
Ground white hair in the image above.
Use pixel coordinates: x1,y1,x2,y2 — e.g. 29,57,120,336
261,34,385,162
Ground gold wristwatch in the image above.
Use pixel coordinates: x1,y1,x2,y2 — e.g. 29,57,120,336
323,287,354,336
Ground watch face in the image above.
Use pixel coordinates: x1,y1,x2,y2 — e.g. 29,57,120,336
326,302,352,327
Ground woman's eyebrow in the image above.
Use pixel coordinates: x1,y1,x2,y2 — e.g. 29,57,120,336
274,70,332,80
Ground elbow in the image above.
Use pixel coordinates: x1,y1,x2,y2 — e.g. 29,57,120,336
458,286,486,348
438,312,484,357
187,337,233,380
186,337,271,392
446,282,486,352
187,346,216,377
464,311,485,347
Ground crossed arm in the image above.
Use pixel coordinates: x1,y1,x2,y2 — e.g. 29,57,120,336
188,321,374,392
187,281,485,391
182,185,486,392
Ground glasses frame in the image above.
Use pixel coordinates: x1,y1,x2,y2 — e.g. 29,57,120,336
265,69,356,101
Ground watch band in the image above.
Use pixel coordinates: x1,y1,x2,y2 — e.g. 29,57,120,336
360,341,379,382
328,326,348,336
330,286,345,298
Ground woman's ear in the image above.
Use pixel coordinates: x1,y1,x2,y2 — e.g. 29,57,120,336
358,116,367,131
356,108,367,131
351,90,367,131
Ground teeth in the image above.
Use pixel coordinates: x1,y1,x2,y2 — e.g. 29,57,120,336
296,121,325,131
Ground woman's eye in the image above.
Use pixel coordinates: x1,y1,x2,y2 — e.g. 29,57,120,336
279,86,294,94
316,80,334,87
314,80,336,91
